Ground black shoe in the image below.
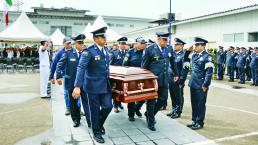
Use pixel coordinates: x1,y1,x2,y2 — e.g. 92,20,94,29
166,112,173,116
135,110,142,117
93,134,105,143
250,84,255,86
191,123,203,130
228,80,234,82
128,116,135,122
100,126,105,135
148,125,156,131
41,96,51,99
118,104,124,110
187,122,196,128
73,121,80,127
114,107,119,113
171,113,181,119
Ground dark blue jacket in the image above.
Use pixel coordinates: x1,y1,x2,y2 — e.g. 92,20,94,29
141,43,179,88
122,48,143,67
111,49,127,66
217,51,226,65
74,44,111,94
236,53,247,68
56,48,81,91
249,53,258,69
49,48,66,80
188,51,214,89
226,52,237,67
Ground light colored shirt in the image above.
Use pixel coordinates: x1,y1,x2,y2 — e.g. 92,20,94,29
96,43,106,56
38,46,50,66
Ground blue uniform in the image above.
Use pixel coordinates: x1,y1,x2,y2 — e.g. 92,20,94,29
56,48,84,124
110,49,127,109
249,53,258,85
123,48,145,118
226,52,237,81
245,53,252,81
168,50,190,115
217,51,226,80
234,53,240,79
50,48,71,109
236,53,248,83
188,51,214,126
141,43,179,127
74,44,112,136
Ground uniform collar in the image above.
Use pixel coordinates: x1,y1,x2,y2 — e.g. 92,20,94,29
175,50,183,54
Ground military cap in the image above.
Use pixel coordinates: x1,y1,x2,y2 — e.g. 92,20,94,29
91,26,107,37
236,47,240,50
148,39,155,44
174,38,186,45
156,32,171,39
63,37,72,44
219,46,224,49
248,47,253,50
254,47,258,50
240,47,246,50
135,37,147,44
229,46,235,49
73,34,86,42
194,37,208,44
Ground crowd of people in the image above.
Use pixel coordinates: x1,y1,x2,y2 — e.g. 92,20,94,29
37,26,258,144
1,47,39,58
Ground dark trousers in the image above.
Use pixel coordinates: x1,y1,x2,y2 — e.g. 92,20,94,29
154,87,168,115
87,93,113,135
80,90,91,127
169,81,184,114
190,88,208,126
228,66,234,81
217,64,224,79
246,67,252,80
251,67,258,85
113,99,122,108
128,101,145,117
235,66,239,79
238,67,245,83
68,90,81,123
146,99,156,127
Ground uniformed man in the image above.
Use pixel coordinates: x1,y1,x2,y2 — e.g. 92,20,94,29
123,37,147,121
141,32,179,131
56,34,86,127
167,38,190,119
73,27,112,143
186,37,214,130
38,41,50,99
236,47,248,84
250,47,258,86
226,46,237,82
49,37,73,115
246,47,253,81
217,46,226,80
234,47,241,79
110,37,128,113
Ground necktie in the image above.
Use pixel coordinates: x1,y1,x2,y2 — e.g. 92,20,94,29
161,48,166,57
78,52,82,59
101,48,105,56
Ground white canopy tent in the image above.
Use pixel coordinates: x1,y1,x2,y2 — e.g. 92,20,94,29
0,12,49,42
82,23,93,40
89,16,122,41
51,28,65,46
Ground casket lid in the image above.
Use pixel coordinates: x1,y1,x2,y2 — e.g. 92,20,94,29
110,66,157,81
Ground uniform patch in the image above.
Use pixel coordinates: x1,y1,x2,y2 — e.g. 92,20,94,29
70,58,76,61
83,51,88,55
124,56,128,61
94,55,100,61
154,56,159,61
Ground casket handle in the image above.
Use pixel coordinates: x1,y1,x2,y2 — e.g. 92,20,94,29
153,80,158,91
138,83,144,92
123,83,128,96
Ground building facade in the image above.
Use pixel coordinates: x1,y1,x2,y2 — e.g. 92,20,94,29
123,4,258,48
0,7,154,37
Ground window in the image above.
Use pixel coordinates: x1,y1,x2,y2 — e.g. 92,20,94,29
51,26,72,37
39,21,49,24
74,22,83,26
223,33,244,42
32,21,37,24
130,24,134,28
234,33,244,42
223,34,234,42
107,23,114,27
116,24,124,27
248,32,258,42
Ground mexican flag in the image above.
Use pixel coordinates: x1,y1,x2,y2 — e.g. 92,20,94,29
4,0,12,26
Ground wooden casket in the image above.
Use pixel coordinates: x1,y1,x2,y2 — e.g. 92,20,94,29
110,66,158,103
